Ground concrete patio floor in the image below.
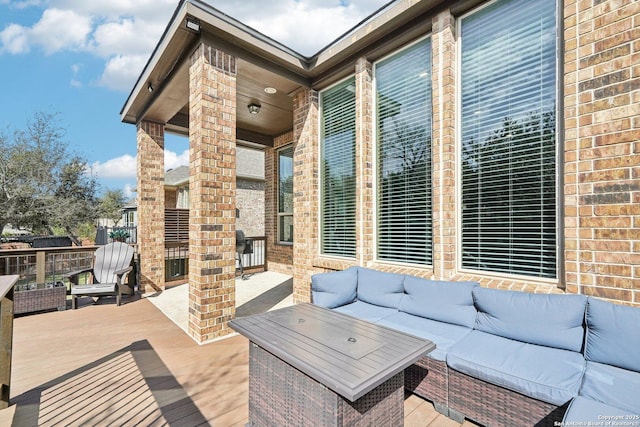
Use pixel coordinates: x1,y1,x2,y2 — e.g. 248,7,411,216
6,273,476,426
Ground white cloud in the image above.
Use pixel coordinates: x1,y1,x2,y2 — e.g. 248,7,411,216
92,153,136,179
98,54,148,91
0,23,29,54
123,183,135,198
1,0,389,90
92,148,188,180
30,8,92,54
164,149,189,171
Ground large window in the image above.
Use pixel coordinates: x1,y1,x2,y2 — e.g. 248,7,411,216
278,146,293,244
320,78,356,257
460,0,557,278
376,39,433,265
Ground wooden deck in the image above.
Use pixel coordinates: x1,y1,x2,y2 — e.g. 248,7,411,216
8,296,475,426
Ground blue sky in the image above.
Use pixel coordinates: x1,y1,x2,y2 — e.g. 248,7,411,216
0,0,388,197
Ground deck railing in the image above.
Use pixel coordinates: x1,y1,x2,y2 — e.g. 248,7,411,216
0,246,97,287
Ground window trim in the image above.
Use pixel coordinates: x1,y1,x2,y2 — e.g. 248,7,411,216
372,35,435,268
455,0,562,283
277,144,294,246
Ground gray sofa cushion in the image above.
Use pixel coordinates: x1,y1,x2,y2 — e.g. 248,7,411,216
311,267,357,309
563,396,639,424
473,287,587,352
399,277,478,328
580,361,640,414
376,312,472,361
447,330,585,405
333,301,398,323
355,267,405,309
585,297,640,372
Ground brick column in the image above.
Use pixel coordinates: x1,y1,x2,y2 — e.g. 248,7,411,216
136,120,165,293
188,43,237,343
355,57,375,266
563,0,640,305
292,88,319,303
431,10,457,280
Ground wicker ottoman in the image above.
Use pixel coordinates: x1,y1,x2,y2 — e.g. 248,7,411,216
14,284,67,315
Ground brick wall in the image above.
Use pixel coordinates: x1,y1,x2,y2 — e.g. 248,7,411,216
292,89,320,303
164,188,177,208
136,120,165,294
564,0,640,305
265,131,294,275
287,3,640,305
237,178,265,237
188,42,237,343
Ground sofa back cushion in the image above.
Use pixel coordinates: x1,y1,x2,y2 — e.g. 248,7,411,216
356,267,404,309
473,287,587,352
311,267,358,309
585,297,640,372
399,277,478,328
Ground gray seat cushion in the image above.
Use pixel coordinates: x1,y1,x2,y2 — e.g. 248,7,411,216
376,312,472,361
333,301,398,323
473,287,587,352
585,297,640,372
70,283,117,295
399,276,478,328
580,361,640,414
564,396,639,424
447,330,585,405
311,267,358,309
355,267,405,309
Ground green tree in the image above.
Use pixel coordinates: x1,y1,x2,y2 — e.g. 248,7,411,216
98,189,126,226
0,112,99,242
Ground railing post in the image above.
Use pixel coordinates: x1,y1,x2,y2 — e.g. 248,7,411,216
0,275,17,409
36,250,46,284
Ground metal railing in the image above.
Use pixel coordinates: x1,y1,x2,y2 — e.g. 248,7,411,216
163,236,267,282
0,246,97,288
165,241,189,282
237,236,267,272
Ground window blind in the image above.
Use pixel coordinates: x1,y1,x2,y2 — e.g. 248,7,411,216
376,39,433,265
460,0,557,278
320,78,356,257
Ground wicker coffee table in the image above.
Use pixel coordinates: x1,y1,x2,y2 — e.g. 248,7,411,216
229,303,435,426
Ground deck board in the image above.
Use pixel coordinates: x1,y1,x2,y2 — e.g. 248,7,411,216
8,297,474,426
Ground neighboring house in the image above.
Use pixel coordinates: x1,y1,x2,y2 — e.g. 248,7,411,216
123,145,265,237
122,0,639,343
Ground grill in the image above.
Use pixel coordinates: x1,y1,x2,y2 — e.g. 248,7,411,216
236,230,252,280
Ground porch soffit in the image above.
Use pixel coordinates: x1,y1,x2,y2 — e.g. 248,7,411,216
121,0,444,142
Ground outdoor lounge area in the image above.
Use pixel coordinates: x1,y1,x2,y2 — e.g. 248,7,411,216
4,281,477,427
2,0,638,425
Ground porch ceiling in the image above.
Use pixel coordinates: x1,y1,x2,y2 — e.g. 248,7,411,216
143,56,301,138
120,0,446,142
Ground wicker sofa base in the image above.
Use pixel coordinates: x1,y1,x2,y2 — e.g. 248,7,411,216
448,368,568,427
248,343,404,427
405,356,449,415
14,286,67,314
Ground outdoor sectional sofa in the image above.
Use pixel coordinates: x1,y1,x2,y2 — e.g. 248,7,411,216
311,266,640,427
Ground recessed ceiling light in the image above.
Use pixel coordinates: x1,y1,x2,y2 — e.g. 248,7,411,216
264,87,277,94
